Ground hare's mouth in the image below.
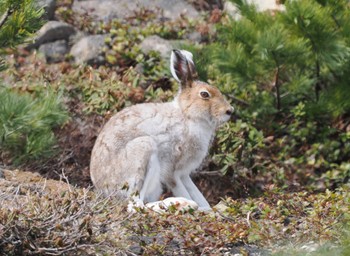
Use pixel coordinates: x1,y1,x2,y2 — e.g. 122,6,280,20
219,114,231,124
216,115,231,127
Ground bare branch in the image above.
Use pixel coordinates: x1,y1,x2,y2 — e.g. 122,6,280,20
226,94,250,107
274,67,281,111
0,8,13,30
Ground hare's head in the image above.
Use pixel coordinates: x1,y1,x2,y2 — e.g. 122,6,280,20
170,49,233,128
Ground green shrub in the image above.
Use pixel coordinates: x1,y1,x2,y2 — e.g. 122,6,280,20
190,0,350,190
212,120,264,176
0,89,69,164
199,0,350,116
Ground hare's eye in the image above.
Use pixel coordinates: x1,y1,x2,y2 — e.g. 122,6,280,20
200,91,210,99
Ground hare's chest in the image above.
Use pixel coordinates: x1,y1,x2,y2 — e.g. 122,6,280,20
174,122,214,173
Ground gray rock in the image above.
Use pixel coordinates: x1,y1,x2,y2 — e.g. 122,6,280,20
224,0,285,20
70,35,107,65
128,244,143,255
140,35,183,59
36,0,56,20
0,168,3,179
223,1,241,20
72,0,199,22
38,40,68,63
185,31,202,43
69,30,88,46
28,21,76,49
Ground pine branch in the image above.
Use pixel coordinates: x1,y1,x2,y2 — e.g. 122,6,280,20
0,0,44,49
331,14,341,29
0,57,7,72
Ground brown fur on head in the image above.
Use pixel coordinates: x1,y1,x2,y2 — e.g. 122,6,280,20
170,50,233,127
178,81,233,127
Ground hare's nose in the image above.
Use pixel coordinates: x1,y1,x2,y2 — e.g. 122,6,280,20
226,107,234,116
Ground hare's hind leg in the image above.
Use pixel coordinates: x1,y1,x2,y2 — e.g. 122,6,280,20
139,147,163,203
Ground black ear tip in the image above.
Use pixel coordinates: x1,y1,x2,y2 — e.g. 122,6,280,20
172,49,182,58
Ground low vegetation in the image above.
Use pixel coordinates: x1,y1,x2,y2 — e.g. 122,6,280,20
1,169,350,255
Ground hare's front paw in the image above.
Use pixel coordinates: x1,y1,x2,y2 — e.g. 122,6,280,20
127,197,145,213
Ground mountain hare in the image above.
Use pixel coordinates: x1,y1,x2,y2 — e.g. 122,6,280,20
90,49,233,210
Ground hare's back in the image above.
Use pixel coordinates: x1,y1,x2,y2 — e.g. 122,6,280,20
102,101,182,139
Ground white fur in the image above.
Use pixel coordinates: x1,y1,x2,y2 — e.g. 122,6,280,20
139,151,163,202
128,197,199,214
90,49,233,211
146,197,199,213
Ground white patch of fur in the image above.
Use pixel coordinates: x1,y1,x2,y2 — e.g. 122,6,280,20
127,196,145,213
189,120,214,153
180,50,194,64
170,51,180,82
128,197,199,214
146,197,198,213
139,151,163,202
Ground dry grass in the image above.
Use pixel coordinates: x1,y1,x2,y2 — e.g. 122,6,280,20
0,169,131,255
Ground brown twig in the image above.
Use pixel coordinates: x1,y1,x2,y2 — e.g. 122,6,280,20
0,8,13,30
226,94,250,107
315,60,321,101
193,170,224,177
274,66,281,111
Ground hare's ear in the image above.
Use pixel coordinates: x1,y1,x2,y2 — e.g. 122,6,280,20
170,49,198,87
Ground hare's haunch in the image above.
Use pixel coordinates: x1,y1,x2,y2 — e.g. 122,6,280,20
90,49,233,210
